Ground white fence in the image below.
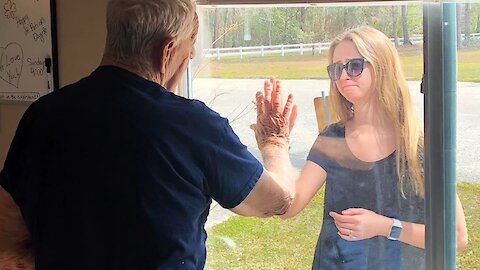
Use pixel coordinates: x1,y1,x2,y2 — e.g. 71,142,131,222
203,33,480,60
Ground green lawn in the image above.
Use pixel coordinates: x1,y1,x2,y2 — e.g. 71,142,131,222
457,182,480,269
205,182,480,270
194,46,480,82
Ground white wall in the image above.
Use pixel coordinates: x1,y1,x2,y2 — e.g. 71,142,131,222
0,0,108,169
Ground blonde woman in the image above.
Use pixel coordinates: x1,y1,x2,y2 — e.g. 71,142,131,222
253,26,468,269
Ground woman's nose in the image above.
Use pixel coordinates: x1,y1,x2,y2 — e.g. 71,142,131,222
338,67,350,80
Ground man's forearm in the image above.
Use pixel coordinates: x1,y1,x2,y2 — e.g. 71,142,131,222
260,143,296,195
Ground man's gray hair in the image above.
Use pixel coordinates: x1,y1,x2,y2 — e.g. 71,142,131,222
105,0,196,66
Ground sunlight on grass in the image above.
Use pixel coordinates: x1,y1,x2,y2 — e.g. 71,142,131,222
194,47,480,82
205,183,480,269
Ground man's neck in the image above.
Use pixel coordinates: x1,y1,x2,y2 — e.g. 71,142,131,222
100,55,162,85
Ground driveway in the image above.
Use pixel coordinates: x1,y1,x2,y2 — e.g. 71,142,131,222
192,78,480,227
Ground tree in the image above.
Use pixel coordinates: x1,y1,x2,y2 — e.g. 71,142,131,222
204,4,426,48
222,9,229,48
457,3,463,48
233,9,241,47
212,9,219,48
298,7,308,31
477,14,480,33
268,10,273,45
392,6,400,46
401,5,413,45
464,3,471,43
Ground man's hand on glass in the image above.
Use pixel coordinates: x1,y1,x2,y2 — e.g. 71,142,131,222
251,76,297,149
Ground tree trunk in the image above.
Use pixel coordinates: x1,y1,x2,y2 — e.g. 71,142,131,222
243,11,251,42
222,9,229,48
322,8,327,40
298,7,307,31
212,9,219,48
477,14,480,33
464,3,470,42
392,6,399,46
284,8,289,42
456,3,463,48
231,9,237,47
401,5,412,45
268,11,272,46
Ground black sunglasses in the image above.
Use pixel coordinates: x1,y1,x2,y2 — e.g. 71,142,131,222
327,58,369,81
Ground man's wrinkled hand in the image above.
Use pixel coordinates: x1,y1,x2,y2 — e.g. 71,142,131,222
251,76,297,148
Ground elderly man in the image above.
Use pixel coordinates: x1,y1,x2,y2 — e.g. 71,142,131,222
0,0,297,269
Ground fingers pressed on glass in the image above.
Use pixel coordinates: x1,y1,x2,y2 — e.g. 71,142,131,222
264,79,273,112
256,91,265,116
272,80,283,114
282,94,293,119
269,76,277,97
289,103,298,131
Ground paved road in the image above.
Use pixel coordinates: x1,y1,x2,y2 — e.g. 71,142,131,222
192,78,480,227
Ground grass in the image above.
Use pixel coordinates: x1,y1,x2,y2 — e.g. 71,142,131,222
194,46,480,82
205,182,480,270
457,182,480,269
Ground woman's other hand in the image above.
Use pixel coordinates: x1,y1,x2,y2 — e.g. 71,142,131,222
330,208,392,241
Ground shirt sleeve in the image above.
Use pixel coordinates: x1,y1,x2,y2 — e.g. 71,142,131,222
0,102,36,198
205,119,263,209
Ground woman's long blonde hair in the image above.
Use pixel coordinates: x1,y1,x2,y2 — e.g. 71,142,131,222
328,26,424,197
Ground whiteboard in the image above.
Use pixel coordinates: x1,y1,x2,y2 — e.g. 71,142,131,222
0,0,57,102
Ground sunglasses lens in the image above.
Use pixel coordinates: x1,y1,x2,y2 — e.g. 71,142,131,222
327,59,366,81
346,59,365,77
327,63,342,81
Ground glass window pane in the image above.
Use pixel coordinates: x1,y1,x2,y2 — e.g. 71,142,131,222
454,1,480,268
191,2,478,269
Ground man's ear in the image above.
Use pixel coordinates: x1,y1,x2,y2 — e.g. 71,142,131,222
159,37,176,75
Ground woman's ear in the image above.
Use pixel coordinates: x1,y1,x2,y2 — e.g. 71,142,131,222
158,37,176,79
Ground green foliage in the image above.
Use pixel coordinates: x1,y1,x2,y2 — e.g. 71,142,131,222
468,3,480,33
406,5,423,36
204,4,426,48
457,183,480,269
270,8,304,44
204,4,480,50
